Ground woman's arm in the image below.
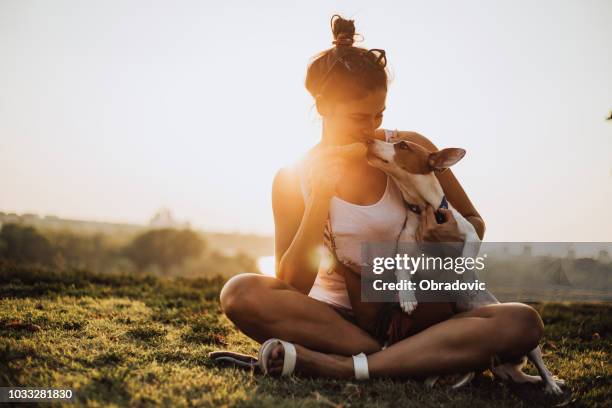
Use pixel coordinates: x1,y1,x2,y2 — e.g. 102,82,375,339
272,144,364,294
272,166,328,294
398,131,486,240
436,169,485,240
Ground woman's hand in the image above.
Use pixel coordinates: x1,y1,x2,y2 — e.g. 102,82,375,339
415,205,464,257
306,143,366,200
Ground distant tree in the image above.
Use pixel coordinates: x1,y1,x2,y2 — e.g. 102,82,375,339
0,223,55,265
234,250,258,272
50,231,116,271
124,228,205,272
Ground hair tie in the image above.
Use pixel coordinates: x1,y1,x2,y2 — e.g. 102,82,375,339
333,35,354,47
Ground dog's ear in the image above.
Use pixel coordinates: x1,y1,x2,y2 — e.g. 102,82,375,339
428,148,466,172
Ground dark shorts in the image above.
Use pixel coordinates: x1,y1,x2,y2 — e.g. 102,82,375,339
328,303,395,347
330,302,455,348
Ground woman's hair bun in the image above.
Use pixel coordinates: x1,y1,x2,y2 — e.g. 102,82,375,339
304,14,388,103
331,14,356,47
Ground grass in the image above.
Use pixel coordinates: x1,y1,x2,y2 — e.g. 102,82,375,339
0,263,609,407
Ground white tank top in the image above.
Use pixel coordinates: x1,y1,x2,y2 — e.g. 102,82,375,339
297,129,407,310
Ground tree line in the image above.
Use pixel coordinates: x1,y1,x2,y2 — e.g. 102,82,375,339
0,223,257,277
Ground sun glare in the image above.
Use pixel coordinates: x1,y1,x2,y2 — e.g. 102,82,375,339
257,255,276,277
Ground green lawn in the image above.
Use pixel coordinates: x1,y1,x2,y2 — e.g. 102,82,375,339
0,264,609,407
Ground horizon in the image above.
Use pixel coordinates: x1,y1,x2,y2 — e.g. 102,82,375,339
1,0,611,240
0,208,273,237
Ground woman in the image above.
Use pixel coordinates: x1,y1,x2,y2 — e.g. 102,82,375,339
219,15,544,380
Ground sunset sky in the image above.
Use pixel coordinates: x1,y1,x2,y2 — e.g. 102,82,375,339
1,0,611,241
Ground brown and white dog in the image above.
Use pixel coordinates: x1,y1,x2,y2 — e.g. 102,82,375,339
365,131,565,395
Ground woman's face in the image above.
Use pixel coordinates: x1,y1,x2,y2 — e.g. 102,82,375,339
323,88,387,145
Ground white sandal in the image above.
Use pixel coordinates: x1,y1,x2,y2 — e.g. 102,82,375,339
258,338,297,376
258,338,371,380
352,352,370,380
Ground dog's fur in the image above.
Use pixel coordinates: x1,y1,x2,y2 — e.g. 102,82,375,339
365,132,565,395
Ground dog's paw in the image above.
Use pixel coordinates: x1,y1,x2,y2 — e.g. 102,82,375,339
552,376,566,386
491,362,542,384
543,378,564,395
398,287,418,314
541,375,566,395
513,373,542,384
396,278,417,314
399,299,418,314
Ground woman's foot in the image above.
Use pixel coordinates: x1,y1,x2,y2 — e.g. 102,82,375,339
265,342,355,378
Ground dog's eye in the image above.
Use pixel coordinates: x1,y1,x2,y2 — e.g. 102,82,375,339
397,141,410,150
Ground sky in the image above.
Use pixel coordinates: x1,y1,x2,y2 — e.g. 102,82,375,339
1,0,611,241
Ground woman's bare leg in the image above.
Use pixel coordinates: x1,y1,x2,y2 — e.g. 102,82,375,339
220,273,543,379
366,302,544,379
239,300,543,379
219,273,381,356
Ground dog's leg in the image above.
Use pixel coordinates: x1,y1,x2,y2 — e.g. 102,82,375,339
492,356,542,384
396,268,418,314
450,209,565,395
489,345,565,395
396,217,419,314
527,346,565,395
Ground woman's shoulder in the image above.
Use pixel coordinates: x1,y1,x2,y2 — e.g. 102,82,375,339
273,140,325,193
272,160,305,201
273,164,300,190
272,162,307,220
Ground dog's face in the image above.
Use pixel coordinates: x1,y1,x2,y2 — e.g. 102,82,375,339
366,137,466,177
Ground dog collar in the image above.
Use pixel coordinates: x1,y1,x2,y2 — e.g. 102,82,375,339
405,196,448,223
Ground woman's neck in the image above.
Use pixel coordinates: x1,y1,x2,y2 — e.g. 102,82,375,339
321,131,344,146
321,122,360,146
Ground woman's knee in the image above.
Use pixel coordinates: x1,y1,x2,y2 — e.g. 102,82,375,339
219,273,265,320
495,303,544,353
